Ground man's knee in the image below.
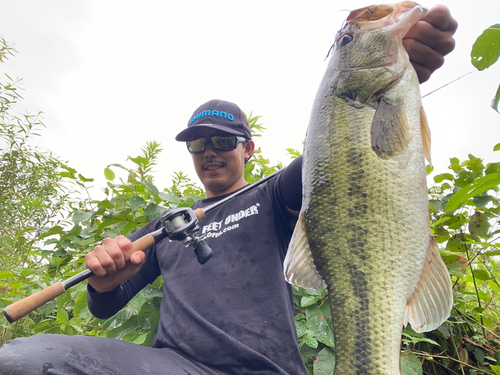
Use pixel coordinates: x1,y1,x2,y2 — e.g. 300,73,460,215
0,334,79,374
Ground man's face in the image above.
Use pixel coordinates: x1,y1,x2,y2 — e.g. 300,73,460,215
189,129,254,198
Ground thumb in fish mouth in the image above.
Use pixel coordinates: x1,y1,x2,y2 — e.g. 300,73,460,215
392,3,428,42
347,3,428,42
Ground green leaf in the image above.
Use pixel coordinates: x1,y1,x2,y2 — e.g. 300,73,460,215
473,269,490,281
486,162,500,174
144,203,165,221
158,192,181,204
106,316,138,341
305,305,335,347
445,173,500,212
140,182,159,196
301,295,320,307
434,173,454,183
455,171,476,187
299,345,321,373
490,365,500,375
129,156,148,167
127,171,137,183
73,292,90,317
130,196,146,212
130,332,148,345
303,333,318,348
178,197,196,208
56,305,69,324
72,210,94,225
313,347,335,374
0,271,16,280
37,300,57,318
492,84,500,113
473,194,492,207
494,143,500,152
469,211,490,239
471,24,500,71
59,172,74,179
402,332,439,346
104,167,115,181
425,164,434,176
401,350,423,375
446,234,468,253
78,173,94,182
474,347,485,364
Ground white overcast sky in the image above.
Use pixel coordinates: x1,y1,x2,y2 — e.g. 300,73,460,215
1,0,499,197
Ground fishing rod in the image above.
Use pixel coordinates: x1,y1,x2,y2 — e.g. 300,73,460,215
3,171,279,323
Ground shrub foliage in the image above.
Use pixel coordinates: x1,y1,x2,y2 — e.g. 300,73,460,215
1,25,500,375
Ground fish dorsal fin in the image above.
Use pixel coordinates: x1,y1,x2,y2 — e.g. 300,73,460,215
420,106,432,164
404,239,453,333
284,210,327,290
371,97,410,159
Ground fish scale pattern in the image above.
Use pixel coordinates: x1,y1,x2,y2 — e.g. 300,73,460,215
301,7,431,371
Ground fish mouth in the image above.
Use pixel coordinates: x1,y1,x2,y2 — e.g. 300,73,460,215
348,2,427,40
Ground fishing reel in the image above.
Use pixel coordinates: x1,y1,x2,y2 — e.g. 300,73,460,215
160,208,213,264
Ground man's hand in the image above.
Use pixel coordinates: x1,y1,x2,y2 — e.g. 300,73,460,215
85,235,145,293
404,5,458,83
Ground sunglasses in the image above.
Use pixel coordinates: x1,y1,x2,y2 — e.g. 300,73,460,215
186,136,247,154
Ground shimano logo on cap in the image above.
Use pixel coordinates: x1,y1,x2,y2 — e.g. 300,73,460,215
189,110,234,125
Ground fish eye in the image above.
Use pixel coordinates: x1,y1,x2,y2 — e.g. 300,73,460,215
339,34,353,47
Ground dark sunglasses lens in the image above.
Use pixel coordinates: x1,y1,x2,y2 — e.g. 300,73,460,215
212,136,237,151
187,138,206,153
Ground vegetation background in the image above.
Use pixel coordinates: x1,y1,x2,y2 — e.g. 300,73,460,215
1,24,500,375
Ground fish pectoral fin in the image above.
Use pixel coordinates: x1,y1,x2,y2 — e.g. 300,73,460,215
404,239,453,333
283,210,327,290
420,106,432,165
370,97,410,159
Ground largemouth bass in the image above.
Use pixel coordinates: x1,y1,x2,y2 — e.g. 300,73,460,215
284,2,453,374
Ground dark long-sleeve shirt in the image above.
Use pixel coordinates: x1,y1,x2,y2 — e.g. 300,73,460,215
88,156,306,374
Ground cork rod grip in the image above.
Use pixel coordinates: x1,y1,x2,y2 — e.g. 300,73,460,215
2,231,162,324
194,208,205,220
132,233,155,252
3,282,66,323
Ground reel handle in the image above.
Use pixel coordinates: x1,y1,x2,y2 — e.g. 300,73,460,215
194,240,213,264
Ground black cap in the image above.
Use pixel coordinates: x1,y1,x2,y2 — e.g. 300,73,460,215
175,99,252,141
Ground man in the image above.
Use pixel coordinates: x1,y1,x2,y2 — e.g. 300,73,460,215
0,6,457,374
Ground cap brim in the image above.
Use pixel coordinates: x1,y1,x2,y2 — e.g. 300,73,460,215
175,123,248,141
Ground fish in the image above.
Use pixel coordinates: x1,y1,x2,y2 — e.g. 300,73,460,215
284,2,453,374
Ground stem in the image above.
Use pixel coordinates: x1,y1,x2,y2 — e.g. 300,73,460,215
413,350,495,375
464,235,487,338
450,333,466,375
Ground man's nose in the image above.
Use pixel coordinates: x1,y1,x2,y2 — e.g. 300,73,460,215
203,142,218,158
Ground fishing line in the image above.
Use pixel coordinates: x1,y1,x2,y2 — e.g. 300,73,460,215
422,70,476,98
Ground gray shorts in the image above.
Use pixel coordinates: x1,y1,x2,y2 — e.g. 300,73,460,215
0,334,228,375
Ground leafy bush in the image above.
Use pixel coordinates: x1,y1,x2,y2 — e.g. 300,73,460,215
2,23,500,375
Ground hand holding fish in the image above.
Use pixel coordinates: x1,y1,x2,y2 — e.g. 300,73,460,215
404,5,458,83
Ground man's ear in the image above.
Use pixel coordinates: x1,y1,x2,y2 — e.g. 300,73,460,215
244,140,255,162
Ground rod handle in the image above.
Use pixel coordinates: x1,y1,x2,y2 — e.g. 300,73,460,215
3,282,66,323
194,208,205,220
131,232,156,252
2,230,163,323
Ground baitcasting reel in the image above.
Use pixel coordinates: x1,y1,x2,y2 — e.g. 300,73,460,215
160,208,213,264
